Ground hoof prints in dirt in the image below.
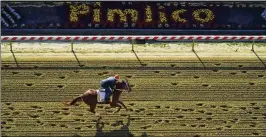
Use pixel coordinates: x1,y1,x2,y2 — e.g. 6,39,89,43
220,105,229,108
252,133,260,135
5,103,11,105
28,114,40,118
154,119,163,124
62,108,69,111
199,125,206,127
202,84,209,87
141,125,152,129
193,76,200,79
180,124,186,127
3,112,10,116
74,119,85,122
103,71,109,74
141,63,148,66
171,82,178,85
34,73,42,76
176,115,184,119
198,110,205,113
128,103,135,106
12,72,19,74
13,111,20,115
214,63,221,66
50,123,56,127
196,103,204,106
57,85,64,88
7,119,14,122
222,109,229,112
196,118,202,121
52,111,60,114
212,69,219,72
31,105,42,109
230,72,237,75
206,118,212,121
249,82,255,86
250,102,257,106
25,83,33,86
225,125,232,128
126,75,133,78
60,124,68,128
73,70,80,73
8,107,14,110
191,124,197,127
59,76,65,79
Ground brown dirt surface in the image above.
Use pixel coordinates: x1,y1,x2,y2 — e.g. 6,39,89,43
1,42,266,137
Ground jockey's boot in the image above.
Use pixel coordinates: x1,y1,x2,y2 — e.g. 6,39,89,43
104,97,111,104
105,100,110,104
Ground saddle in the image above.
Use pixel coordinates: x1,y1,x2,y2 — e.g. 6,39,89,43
97,89,106,102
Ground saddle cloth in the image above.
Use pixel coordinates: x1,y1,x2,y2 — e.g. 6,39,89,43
97,89,106,102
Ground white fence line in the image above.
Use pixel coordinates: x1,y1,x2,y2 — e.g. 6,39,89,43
1,35,266,42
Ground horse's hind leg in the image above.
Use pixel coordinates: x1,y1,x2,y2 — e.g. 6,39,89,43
64,95,82,106
69,96,82,105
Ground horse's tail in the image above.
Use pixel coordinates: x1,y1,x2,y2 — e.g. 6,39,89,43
64,95,83,106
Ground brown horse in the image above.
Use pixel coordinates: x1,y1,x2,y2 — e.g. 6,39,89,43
64,79,131,114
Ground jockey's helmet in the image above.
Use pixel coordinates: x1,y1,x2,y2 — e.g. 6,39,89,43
114,75,120,80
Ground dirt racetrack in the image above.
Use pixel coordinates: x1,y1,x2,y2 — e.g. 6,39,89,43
1,42,266,137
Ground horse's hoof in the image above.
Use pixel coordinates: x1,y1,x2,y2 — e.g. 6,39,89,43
63,101,70,106
95,113,101,117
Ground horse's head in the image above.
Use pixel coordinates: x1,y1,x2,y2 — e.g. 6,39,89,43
115,79,131,93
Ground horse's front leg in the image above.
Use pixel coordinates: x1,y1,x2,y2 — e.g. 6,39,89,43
118,100,128,111
110,102,122,113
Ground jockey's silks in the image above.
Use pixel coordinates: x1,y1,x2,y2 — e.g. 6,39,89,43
100,77,116,89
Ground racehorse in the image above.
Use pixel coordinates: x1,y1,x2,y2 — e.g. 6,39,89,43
64,79,131,114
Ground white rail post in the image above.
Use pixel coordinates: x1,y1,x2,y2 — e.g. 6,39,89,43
192,40,195,51
71,40,74,51
132,39,135,51
9,41,13,51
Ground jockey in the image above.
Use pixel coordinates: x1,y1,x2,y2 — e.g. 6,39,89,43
99,75,120,103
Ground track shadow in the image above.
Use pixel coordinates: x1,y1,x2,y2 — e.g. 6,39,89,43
252,49,266,67
72,50,83,67
132,50,145,66
192,49,206,68
95,115,134,137
11,50,19,67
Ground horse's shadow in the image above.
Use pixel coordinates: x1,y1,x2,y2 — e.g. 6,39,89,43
95,115,135,137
